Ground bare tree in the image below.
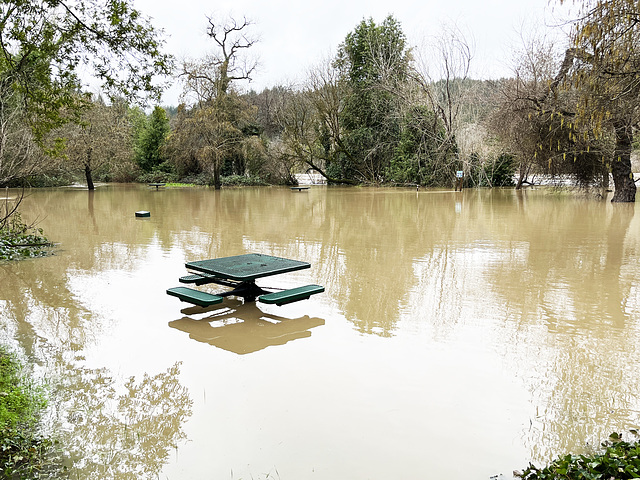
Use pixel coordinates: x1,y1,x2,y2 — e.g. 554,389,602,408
415,24,474,141
278,60,358,184
180,15,257,104
488,32,567,189
390,24,474,185
61,98,135,190
0,87,49,187
172,15,259,187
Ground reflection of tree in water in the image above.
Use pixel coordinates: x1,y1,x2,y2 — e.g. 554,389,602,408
484,199,640,463
315,190,463,336
14,186,472,337
524,339,640,463
0,208,194,477
50,354,192,480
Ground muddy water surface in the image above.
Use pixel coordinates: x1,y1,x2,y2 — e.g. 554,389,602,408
2,185,640,479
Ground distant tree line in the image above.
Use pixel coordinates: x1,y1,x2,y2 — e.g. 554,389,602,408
1,0,639,201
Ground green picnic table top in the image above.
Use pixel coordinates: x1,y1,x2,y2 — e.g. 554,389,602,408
186,253,310,282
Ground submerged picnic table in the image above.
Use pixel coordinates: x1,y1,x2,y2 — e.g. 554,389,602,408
167,253,324,307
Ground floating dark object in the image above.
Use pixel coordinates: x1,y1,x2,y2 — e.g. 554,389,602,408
135,211,151,218
290,186,309,191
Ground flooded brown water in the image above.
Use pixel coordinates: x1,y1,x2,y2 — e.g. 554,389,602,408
2,184,640,479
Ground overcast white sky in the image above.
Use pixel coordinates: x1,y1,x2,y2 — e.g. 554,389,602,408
130,0,573,106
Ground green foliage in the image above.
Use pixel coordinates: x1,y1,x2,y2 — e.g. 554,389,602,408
0,347,60,478
519,431,640,480
222,175,268,186
0,350,45,430
135,106,170,172
0,212,52,261
335,15,410,87
529,109,610,187
467,153,516,188
0,0,173,144
387,106,456,186
334,15,411,183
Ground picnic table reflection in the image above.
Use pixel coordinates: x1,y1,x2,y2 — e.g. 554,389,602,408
168,301,325,354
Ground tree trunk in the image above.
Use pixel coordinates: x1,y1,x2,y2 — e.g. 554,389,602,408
85,164,94,191
601,168,610,189
85,147,95,191
213,163,221,190
610,123,636,203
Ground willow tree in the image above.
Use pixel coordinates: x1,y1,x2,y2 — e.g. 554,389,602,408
558,0,640,202
488,33,611,191
166,94,256,188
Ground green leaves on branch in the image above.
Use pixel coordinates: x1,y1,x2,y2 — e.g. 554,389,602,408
519,431,640,480
0,211,52,261
0,0,174,143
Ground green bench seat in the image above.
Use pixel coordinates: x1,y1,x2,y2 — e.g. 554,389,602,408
167,287,224,307
258,284,324,306
179,273,219,285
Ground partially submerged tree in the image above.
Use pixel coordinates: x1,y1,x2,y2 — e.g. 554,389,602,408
278,60,357,184
393,24,473,186
166,94,256,187
175,15,259,187
334,15,412,183
490,25,616,192
488,34,569,189
554,0,640,202
61,98,134,190
279,16,472,187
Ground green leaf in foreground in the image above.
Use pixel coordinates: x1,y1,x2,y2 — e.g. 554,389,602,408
519,431,640,480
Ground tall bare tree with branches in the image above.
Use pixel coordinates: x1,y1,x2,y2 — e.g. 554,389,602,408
172,15,260,188
180,15,258,104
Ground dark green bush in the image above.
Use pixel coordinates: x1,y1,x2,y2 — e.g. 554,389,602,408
519,431,640,480
467,153,516,187
222,175,268,186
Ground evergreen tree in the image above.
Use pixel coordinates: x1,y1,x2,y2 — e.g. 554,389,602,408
136,107,170,173
334,16,412,183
